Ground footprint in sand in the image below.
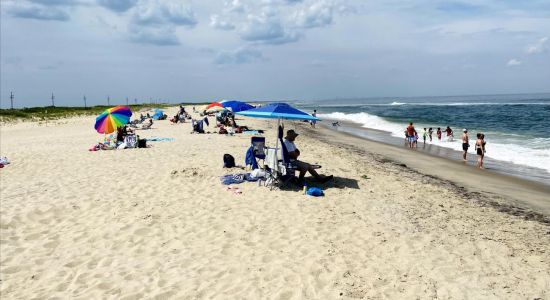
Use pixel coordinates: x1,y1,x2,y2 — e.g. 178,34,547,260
153,290,176,299
96,281,114,290
134,227,152,236
120,293,144,300
2,265,22,274
44,240,60,249
277,291,294,300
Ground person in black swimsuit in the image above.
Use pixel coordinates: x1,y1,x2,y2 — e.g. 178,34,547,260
475,133,486,168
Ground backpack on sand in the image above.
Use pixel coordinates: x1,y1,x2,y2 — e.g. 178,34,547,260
223,154,236,168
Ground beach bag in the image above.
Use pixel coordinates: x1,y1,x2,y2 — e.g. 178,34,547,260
138,139,147,148
307,187,324,197
223,154,236,168
124,135,137,148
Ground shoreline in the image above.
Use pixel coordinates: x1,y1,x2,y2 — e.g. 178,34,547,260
296,121,550,219
319,118,550,185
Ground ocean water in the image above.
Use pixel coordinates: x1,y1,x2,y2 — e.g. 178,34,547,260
295,93,550,183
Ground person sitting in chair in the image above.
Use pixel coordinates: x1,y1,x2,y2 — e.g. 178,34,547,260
283,129,333,183
141,118,153,129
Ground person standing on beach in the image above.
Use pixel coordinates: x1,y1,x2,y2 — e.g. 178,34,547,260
461,129,469,161
406,122,415,148
310,110,317,128
475,133,486,168
436,127,442,140
428,127,433,142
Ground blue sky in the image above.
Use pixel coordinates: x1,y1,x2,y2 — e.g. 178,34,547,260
1,0,549,107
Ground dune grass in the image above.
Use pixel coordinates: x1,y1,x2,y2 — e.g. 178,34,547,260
0,104,180,122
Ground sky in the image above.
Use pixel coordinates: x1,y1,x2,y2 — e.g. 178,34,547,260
1,0,550,107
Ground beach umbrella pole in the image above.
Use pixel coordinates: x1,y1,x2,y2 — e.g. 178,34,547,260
275,118,281,155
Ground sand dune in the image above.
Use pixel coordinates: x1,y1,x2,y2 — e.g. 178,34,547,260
1,107,549,299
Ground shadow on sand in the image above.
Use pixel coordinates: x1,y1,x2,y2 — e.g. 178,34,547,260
281,176,360,191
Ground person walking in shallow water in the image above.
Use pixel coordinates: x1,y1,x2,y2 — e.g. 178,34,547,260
445,126,453,141
422,128,428,146
436,127,442,140
428,127,433,142
461,129,469,161
406,122,415,148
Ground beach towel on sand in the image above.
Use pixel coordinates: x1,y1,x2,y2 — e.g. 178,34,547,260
145,137,175,142
220,173,258,185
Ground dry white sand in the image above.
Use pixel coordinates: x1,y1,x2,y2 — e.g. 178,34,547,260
1,107,549,299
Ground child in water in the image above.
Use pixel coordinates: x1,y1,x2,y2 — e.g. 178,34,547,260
436,127,442,140
423,128,428,145
428,128,433,142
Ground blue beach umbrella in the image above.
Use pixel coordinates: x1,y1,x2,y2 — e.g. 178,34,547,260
220,100,254,113
236,102,319,150
235,103,319,121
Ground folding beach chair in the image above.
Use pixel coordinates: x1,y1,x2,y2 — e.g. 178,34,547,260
141,121,153,130
260,126,299,190
252,136,266,159
277,129,298,183
191,116,210,133
245,136,266,170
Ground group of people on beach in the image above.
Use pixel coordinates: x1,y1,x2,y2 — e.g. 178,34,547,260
171,106,191,123
463,130,487,169
405,124,455,148
405,122,487,168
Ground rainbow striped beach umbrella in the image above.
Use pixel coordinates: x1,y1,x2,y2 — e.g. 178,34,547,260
94,105,132,134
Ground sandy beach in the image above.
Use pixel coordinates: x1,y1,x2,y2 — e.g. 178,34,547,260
1,106,549,299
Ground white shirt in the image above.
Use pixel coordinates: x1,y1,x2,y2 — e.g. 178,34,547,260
283,139,297,158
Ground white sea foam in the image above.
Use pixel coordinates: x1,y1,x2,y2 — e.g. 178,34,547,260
319,112,550,173
382,102,550,106
312,102,550,108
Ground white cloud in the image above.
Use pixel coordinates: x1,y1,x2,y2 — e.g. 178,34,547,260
240,11,300,44
97,0,138,13
132,0,197,27
7,2,70,21
507,59,521,66
126,0,197,46
224,0,247,13
215,47,264,64
210,14,235,30
293,0,334,28
29,0,86,6
128,24,180,46
526,37,548,54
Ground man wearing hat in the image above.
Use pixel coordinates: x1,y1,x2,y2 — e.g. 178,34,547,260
283,129,333,183
462,129,469,161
